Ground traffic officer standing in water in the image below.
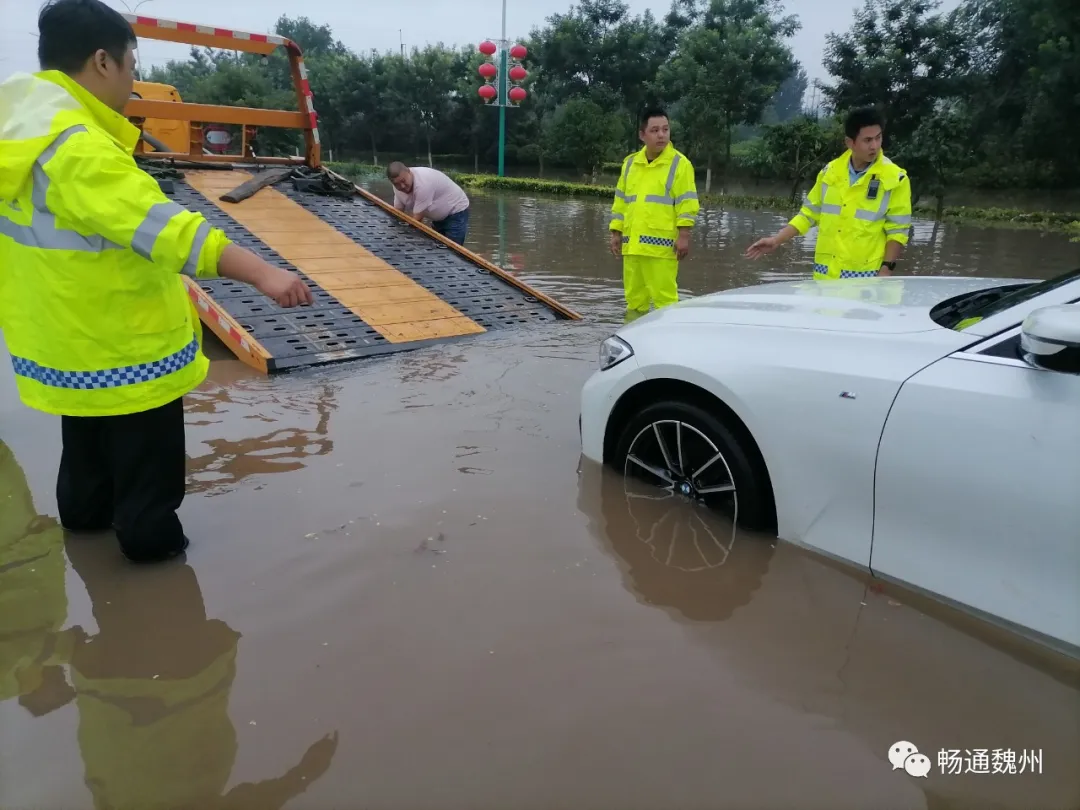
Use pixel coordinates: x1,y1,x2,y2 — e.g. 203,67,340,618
609,107,699,319
0,0,312,564
744,106,912,279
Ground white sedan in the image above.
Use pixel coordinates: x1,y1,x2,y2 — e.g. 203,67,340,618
579,269,1080,655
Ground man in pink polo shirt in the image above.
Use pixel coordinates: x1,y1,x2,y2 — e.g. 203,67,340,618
387,162,471,245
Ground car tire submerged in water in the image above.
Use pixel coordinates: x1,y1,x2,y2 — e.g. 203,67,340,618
612,399,773,532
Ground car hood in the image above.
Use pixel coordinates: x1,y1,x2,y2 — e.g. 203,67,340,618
622,276,1031,335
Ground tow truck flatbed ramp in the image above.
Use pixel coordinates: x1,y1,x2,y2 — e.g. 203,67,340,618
171,168,577,374
120,12,580,375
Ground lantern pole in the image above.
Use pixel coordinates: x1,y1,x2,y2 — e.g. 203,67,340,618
498,0,507,177
477,8,526,178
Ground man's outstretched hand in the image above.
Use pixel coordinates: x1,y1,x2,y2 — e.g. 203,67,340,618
218,244,313,307
744,235,780,259
255,266,313,308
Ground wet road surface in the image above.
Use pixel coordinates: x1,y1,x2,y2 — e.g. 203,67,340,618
2,192,1079,810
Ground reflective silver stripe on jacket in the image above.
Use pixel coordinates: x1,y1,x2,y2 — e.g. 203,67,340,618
0,124,207,277
646,154,685,205
0,126,123,252
818,182,842,215
854,190,892,221
617,156,637,203
130,201,185,260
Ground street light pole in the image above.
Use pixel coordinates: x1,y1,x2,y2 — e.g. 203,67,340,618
477,7,527,179
497,0,507,177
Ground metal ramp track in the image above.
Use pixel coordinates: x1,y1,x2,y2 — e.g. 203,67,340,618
164,169,575,373
281,188,556,332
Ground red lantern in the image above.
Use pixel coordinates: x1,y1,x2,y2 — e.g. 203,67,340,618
508,65,527,82
478,40,497,55
509,44,527,60
508,86,527,103
478,84,497,100
478,62,497,79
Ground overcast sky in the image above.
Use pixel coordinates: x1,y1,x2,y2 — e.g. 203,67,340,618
1,0,960,87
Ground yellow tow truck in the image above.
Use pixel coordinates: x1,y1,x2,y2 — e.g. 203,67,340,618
119,13,579,375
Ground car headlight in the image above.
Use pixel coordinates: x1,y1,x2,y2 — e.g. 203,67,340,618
599,335,634,371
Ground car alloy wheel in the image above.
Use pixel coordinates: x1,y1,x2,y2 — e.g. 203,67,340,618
622,418,738,521
613,399,774,532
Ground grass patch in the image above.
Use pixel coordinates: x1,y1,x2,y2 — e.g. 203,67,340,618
329,164,1080,234
328,161,382,177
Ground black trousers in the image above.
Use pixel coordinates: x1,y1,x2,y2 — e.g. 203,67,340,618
57,396,188,562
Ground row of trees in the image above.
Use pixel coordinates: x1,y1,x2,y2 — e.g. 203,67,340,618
145,0,1079,202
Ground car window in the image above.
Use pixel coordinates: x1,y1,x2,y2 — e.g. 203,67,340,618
931,267,1080,331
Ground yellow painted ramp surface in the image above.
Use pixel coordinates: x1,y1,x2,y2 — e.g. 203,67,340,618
184,170,486,343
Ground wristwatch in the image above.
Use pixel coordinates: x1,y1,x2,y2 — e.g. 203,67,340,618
880,261,897,271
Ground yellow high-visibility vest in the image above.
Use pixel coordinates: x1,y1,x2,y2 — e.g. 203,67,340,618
789,150,912,280
0,71,232,417
609,143,699,259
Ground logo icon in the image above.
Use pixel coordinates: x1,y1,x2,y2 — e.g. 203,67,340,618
905,753,932,778
889,741,930,778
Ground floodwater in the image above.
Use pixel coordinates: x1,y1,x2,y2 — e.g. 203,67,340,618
2,189,1079,810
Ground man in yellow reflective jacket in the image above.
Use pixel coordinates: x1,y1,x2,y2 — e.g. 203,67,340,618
0,0,313,563
609,107,699,318
744,106,912,280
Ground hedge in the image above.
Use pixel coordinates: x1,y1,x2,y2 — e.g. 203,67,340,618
327,163,1080,233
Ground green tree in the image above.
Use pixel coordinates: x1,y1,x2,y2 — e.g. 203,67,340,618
659,0,800,189
542,97,622,178
749,114,842,200
132,6,1077,188
818,0,970,146
764,65,808,123
528,0,679,148
508,69,559,174
273,16,349,57
898,103,978,214
388,46,458,167
958,0,1080,186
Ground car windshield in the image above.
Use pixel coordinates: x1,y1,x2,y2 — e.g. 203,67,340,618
931,267,1080,330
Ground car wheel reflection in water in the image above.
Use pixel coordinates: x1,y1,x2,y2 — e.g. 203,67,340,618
0,441,340,809
577,456,775,623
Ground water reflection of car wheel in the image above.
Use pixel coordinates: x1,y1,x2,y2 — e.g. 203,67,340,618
576,458,776,623
613,399,775,532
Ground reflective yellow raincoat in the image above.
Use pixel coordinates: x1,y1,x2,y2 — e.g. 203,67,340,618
0,70,231,418
609,143,698,311
62,539,338,809
789,150,912,280
0,442,73,709
794,277,906,318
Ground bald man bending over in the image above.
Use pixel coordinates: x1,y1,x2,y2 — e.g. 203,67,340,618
387,162,471,246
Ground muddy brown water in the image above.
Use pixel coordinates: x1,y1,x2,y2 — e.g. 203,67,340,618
2,190,1079,810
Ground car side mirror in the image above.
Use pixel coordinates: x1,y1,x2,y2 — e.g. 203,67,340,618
1020,304,1080,374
